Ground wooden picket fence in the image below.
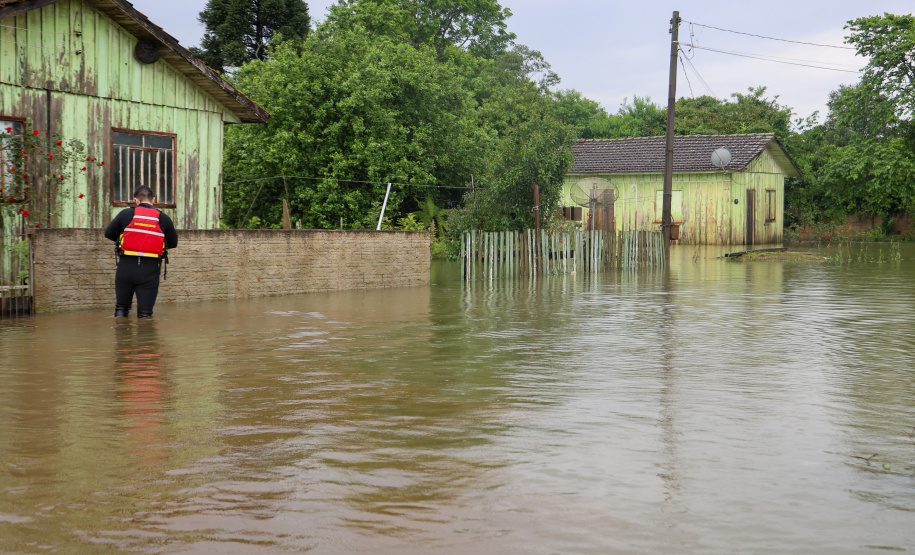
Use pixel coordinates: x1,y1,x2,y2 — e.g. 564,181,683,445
461,229,665,282
0,225,33,318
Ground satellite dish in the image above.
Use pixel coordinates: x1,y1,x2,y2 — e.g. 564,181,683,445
569,178,613,208
711,147,732,169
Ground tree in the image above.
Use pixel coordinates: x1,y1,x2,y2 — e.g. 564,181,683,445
675,87,793,139
222,31,486,229
846,13,915,119
194,0,310,72
552,90,607,138
324,0,514,59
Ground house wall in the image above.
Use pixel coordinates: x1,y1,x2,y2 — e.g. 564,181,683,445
0,0,234,232
563,172,734,244
562,148,790,246
30,228,432,313
730,148,786,245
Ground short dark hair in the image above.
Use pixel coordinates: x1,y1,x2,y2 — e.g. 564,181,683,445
133,186,154,201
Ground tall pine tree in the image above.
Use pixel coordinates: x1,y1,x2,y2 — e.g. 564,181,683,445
194,0,310,73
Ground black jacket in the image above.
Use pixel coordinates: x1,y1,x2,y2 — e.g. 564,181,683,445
104,204,179,252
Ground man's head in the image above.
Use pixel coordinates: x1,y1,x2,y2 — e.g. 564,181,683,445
133,186,155,205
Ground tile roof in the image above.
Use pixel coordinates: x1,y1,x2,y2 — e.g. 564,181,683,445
570,133,784,174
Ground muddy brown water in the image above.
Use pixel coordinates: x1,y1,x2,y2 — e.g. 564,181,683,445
2,244,914,553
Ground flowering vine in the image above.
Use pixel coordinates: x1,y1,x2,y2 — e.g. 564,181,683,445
1,120,104,226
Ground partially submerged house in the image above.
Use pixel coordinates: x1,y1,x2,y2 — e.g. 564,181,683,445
562,134,800,245
0,0,268,293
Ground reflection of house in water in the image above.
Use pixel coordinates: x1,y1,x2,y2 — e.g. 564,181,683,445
562,134,800,246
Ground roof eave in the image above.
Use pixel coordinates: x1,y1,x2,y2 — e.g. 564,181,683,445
0,0,270,124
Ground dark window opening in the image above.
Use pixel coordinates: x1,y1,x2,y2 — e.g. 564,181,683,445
112,130,176,206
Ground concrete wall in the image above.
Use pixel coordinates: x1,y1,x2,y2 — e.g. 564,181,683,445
30,229,431,313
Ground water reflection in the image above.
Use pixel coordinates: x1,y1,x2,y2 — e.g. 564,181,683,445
1,244,914,553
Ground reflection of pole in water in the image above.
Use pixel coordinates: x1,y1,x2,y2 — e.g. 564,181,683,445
657,271,682,509
114,320,168,466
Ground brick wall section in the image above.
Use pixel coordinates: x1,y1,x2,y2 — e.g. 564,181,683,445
31,229,431,313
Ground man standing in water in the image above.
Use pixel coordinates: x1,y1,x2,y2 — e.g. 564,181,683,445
104,186,178,318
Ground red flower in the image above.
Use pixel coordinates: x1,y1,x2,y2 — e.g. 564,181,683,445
4,127,11,133
47,154,53,161
86,156,91,161
58,175,65,181
80,166,87,171
9,167,15,173
34,223,40,228
55,140,62,146
78,193,85,199
18,209,30,217
100,161,106,166
32,129,39,136
6,197,15,203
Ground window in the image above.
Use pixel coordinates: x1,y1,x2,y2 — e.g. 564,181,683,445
561,206,582,221
766,189,777,222
1,118,25,198
112,130,175,205
655,190,683,223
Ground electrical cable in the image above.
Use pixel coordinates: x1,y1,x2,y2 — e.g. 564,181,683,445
678,51,695,97
680,52,716,96
685,42,859,69
222,174,481,189
683,20,856,50
685,43,861,73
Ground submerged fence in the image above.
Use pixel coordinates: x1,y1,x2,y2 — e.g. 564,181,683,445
461,229,665,282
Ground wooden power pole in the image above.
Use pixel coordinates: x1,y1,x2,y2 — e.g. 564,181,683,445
662,10,680,262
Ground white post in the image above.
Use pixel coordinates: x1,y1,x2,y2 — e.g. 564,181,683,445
376,182,392,231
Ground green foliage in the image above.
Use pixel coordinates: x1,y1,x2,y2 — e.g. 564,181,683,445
675,87,793,139
584,96,666,139
223,31,485,229
396,213,427,231
846,13,915,119
222,0,574,238
325,0,515,59
196,0,310,72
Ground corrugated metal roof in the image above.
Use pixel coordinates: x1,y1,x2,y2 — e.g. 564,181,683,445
570,133,796,175
0,0,269,123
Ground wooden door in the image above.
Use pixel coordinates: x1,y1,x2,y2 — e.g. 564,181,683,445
745,189,756,246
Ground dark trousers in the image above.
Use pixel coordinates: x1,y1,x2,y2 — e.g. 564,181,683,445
115,256,162,317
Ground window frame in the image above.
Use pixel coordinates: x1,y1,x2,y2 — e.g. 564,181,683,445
765,188,777,223
0,115,27,201
560,206,582,222
109,127,177,208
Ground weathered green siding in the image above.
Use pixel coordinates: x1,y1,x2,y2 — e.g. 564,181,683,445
562,148,790,246
564,172,734,245
1,0,234,232
730,147,787,245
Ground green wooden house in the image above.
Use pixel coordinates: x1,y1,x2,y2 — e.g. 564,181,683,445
1,0,268,290
562,134,799,245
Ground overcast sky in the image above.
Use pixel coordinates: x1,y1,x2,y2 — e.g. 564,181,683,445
137,0,912,122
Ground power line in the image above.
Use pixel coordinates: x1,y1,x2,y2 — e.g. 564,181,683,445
684,20,856,50
222,174,482,189
678,52,695,97
684,41,859,70
685,44,861,73
680,50,716,96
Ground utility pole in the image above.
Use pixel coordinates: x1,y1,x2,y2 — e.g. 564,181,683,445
662,10,680,262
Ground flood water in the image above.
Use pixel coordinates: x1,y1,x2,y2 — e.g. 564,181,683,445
2,244,915,554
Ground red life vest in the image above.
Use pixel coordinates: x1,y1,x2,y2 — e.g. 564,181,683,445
119,206,166,258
